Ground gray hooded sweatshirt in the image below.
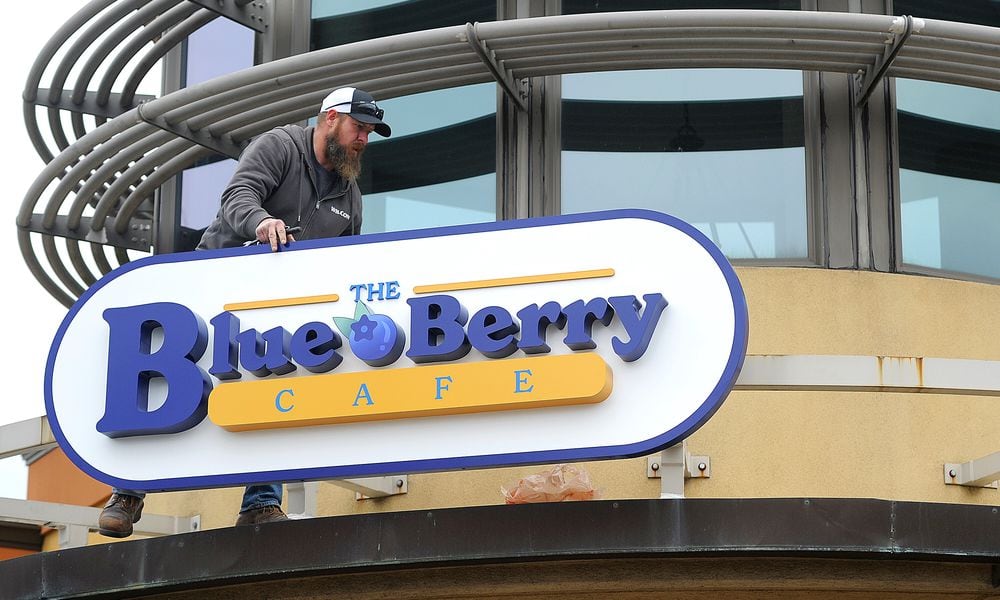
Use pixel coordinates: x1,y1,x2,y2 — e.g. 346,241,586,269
197,124,362,249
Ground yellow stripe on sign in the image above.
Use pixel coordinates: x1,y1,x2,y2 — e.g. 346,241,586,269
223,293,340,312
413,268,615,294
208,354,613,432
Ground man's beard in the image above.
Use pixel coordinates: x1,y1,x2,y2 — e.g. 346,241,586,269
325,134,364,180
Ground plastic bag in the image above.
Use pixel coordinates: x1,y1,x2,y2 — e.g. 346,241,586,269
501,464,599,504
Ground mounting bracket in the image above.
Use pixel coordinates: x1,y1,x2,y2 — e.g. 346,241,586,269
188,0,269,32
465,22,527,112
137,101,244,159
647,442,711,499
944,450,1000,489
854,15,923,107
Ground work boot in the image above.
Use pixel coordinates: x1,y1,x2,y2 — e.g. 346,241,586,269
235,505,289,526
98,493,144,538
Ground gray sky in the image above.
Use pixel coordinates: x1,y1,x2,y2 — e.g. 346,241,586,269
0,2,158,498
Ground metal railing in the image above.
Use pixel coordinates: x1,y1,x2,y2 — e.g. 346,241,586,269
17,4,1000,306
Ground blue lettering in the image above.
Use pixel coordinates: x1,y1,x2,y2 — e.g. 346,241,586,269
351,282,400,302
289,322,342,373
514,369,534,393
98,303,211,438
516,302,566,354
406,295,471,363
609,294,669,361
562,298,614,351
366,282,384,302
468,306,519,358
353,383,374,406
237,326,295,377
434,375,452,400
275,389,294,412
209,311,241,380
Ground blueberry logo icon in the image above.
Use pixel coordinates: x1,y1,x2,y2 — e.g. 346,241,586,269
333,301,406,367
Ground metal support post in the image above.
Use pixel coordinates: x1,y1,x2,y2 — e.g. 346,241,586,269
327,476,408,500
647,442,711,499
944,451,1000,489
285,481,319,517
56,524,90,549
257,0,310,64
656,444,686,498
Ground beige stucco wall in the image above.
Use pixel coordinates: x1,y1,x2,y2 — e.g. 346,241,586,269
115,268,1000,536
741,267,1000,359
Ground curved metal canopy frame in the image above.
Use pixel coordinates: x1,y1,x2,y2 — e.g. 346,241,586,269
17,3,1000,307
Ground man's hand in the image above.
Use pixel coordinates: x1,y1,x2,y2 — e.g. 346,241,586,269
255,218,296,252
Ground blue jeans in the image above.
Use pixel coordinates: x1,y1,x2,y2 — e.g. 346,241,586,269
113,485,282,513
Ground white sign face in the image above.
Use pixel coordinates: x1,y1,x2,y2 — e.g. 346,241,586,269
45,210,747,491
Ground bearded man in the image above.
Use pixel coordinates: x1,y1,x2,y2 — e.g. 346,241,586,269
98,88,391,538
197,86,390,252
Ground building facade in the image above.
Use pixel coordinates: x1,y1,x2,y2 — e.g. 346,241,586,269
5,1,999,598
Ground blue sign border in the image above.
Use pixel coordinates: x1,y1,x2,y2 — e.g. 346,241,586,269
45,209,748,491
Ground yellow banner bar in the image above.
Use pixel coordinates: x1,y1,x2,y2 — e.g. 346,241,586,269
208,354,613,432
223,293,339,312
413,268,615,294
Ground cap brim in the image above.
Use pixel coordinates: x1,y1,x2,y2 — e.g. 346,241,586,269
350,112,391,138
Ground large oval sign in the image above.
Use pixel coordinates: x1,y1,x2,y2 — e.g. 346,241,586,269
46,210,748,491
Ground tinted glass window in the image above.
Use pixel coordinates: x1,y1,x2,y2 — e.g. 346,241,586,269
564,0,799,12
312,0,495,48
894,2,1000,279
893,0,1000,27
897,81,1000,278
312,1,497,233
561,69,808,260
178,17,254,249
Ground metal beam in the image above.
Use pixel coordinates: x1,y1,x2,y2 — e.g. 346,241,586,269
4,354,996,461
0,497,200,548
33,89,155,119
945,451,1000,489
137,102,244,159
736,355,1000,396
0,417,55,461
188,0,269,32
287,479,408,516
0,522,42,551
21,214,153,251
328,476,408,499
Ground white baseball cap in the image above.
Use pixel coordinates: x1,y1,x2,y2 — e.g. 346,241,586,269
320,87,391,137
